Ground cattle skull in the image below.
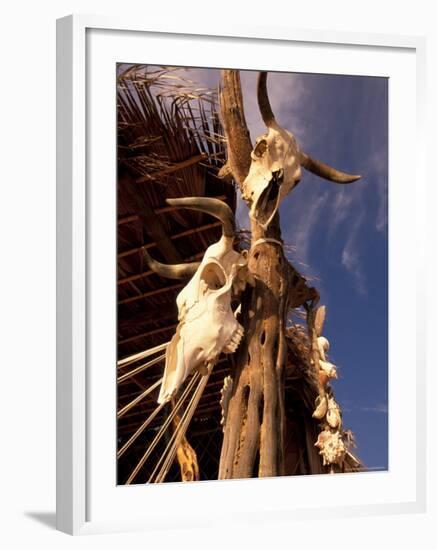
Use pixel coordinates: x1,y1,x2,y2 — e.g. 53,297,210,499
243,72,362,229
143,197,247,404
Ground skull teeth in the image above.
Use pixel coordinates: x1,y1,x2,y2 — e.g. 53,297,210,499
223,325,244,354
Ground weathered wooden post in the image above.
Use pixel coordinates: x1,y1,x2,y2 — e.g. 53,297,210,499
217,71,288,477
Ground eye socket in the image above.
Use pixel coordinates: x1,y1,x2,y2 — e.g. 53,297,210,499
253,139,268,158
200,263,226,290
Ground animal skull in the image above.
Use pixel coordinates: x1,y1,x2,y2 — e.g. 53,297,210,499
241,72,361,229
164,236,245,404
143,198,247,404
243,124,301,228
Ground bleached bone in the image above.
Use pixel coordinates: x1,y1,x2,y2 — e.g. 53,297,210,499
144,197,247,404
313,394,328,420
317,336,330,360
243,123,302,228
314,305,326,337
243,73,361,229
220,375,234,430
319,360,338,380
315,428,346,466
317,336,337,379
326,395,342,429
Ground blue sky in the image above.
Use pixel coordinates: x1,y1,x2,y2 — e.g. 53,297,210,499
162,66,389,470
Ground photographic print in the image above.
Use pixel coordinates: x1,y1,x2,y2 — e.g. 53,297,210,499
116,65,388,485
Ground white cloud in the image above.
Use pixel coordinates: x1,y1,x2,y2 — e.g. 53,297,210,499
292,191,328,265
361,403,388,414
358,148,387,235
341,212,367,296
371,151,388,233
326,188,356,243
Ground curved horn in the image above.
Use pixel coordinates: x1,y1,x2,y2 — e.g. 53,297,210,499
258,72,361,184
299,152,362,183
257,72,276,127
166,197,235,238
143,249,200,280
219,70,253,186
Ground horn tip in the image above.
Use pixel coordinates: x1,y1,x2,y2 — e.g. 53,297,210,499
165,198,182,206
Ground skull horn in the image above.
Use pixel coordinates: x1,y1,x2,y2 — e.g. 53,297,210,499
166,197,235,238
257,71,276,127
143,249,200,280
299,152,361,183
258,71,361,183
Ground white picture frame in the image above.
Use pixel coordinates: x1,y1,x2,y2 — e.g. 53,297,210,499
56,14,427,535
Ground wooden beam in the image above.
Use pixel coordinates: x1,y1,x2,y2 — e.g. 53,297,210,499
118,306,177,331
118,323,178,345
165,221,222,241
118,283,184,306
118,264,143,297
135,153,207,183
118,267,153,285
117,221,221,259
120,172,182,263
118,251,204,286
118,214,139,225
